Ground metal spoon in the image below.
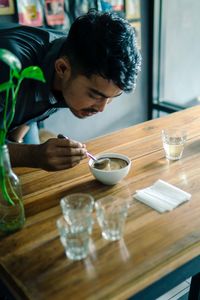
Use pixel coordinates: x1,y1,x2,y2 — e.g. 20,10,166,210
58,134,110,169
91,156,110,170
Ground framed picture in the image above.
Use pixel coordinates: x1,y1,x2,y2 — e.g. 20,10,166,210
45,0,65,26
125,0,140,20
0,0,14,15
17,0,43,27
130,21,141,49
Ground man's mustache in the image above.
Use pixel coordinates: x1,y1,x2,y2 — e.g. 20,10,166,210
82,108,98,113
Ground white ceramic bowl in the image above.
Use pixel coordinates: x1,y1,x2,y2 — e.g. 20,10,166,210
89,153,131,185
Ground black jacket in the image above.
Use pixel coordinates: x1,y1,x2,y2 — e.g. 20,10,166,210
0,24,67,132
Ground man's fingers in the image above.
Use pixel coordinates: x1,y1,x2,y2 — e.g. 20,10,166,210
57,136,85,149
55,146,87,157
38,138,87,171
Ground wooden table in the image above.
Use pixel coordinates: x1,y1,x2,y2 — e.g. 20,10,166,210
1,106,200,300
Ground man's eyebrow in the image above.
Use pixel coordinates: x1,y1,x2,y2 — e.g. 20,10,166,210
89,88,122,98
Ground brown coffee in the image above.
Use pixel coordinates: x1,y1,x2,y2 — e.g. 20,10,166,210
93,158,128,171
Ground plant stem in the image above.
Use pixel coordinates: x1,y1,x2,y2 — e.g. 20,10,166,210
0,72,23,206
0,167,14,205
7,78,22,130
0,71,12,145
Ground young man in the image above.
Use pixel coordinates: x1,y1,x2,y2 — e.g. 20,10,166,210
0,10,141,171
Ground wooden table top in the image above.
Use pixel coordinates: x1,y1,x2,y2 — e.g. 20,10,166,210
1,106,200,300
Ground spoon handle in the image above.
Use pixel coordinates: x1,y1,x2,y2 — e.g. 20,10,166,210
86,152,97,161
58,134,97,161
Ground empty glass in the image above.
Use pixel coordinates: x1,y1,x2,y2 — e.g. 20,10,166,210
60,193,94,234
56,216,90,260
95,196,129,241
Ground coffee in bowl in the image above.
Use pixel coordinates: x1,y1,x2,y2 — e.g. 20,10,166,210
93,157,128,171
89,153,131,185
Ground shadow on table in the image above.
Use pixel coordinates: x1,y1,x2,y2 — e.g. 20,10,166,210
184,140,200,156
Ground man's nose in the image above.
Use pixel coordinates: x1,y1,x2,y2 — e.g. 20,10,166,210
96,98,110,112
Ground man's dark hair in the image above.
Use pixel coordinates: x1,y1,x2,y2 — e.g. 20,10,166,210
61,10,141,92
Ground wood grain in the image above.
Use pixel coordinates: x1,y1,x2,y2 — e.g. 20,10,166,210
1,106,200,300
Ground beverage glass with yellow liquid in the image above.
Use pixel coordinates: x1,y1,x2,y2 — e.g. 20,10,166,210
162,129,187,160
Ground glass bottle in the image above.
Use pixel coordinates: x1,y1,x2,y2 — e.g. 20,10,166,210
0,145,25,233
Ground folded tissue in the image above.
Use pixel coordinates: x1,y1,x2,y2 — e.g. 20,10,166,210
134,179,191,213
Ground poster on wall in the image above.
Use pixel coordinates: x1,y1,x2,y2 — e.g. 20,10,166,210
16,0,43,26
45,0,65,26
0,0,14,15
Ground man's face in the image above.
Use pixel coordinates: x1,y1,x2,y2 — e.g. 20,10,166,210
54,59,122,118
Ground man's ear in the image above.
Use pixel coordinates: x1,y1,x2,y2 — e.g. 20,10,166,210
54,58,71,80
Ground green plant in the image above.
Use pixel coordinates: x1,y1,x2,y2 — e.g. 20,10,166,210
0,48,45,205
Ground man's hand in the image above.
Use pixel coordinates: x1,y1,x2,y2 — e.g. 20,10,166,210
37,137,87,171
8,137,87,171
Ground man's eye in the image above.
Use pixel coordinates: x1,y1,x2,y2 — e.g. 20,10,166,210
88,93,102,101
88,93,96,99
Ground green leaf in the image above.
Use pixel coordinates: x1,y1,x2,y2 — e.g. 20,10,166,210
0,81,14,92
12,69,20,79
0,48,21,72
21,66,46,82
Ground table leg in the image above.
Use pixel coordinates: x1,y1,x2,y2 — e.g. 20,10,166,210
188,273,200,300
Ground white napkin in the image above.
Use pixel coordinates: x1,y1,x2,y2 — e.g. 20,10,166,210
134,179,191,213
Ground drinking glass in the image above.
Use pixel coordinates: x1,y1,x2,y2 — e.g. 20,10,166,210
162,129,187,160
56,216,90,260
95,196,129,241
60,193,94,234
